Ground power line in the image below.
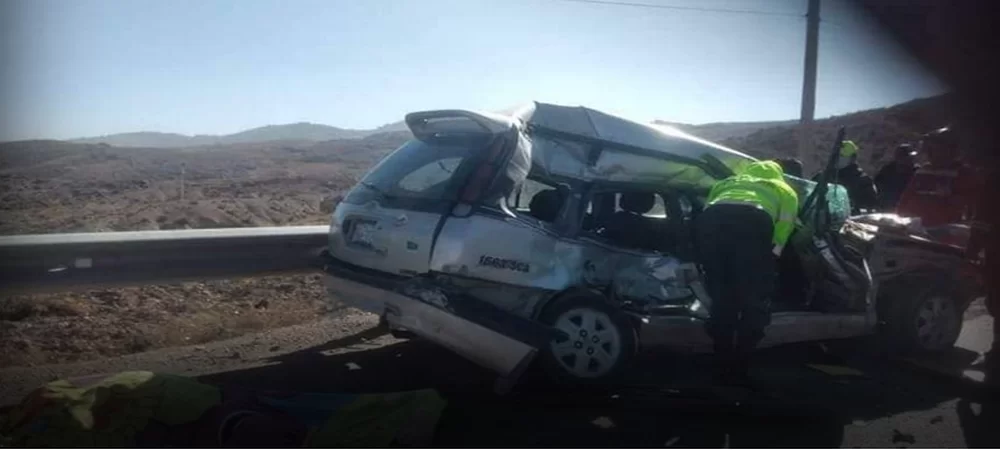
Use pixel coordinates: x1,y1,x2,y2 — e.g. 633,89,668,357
554,0,805,19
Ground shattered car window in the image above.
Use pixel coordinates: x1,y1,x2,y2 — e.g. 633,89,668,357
507,177,558,213
398,157,462,193
785,175,853,231
358,140,479,201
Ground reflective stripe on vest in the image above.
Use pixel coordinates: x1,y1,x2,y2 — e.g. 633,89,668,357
709,199,766,211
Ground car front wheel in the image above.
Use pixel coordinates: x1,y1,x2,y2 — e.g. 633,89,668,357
884,283,965,354
538,294,637,384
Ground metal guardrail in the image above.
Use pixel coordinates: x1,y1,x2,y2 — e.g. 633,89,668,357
0,226,330,295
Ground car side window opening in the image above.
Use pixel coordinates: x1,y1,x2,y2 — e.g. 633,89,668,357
583,190,673,253
615,192,667,218
506,177,564,223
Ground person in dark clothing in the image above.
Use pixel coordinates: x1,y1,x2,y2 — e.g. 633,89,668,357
776,157,804,178
812,141,878,214
696,161,799,385
874,144,918,211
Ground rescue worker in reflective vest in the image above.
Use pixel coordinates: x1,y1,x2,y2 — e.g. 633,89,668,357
696,160,799,384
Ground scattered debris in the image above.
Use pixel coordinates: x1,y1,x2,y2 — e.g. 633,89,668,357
962,369,985,383
591,416,615,429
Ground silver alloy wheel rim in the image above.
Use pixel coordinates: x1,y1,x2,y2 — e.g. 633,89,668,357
550,307,623,378
916,296,959,351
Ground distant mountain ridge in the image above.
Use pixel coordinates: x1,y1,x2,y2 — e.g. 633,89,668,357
66,116,809,150
654,119,800,142
63,96,948,158
72,122,376,148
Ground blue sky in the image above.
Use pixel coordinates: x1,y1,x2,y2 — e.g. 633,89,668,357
0,0,946,141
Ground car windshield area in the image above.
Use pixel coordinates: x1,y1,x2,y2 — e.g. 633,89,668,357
353,139,485,203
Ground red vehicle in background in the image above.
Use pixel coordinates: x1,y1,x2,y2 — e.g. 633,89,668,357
896,126,987,252
892,126,989,327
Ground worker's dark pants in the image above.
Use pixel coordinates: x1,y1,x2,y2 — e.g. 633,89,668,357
695,204,776,360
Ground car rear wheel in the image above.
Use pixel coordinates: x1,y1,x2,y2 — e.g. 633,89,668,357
538,294,637,384
884,284,965,354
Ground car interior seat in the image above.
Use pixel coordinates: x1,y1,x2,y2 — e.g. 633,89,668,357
528,189,564,223
604,192,659,250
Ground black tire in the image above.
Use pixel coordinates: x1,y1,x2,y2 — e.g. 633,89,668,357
536,293,638,385
883,281,965,354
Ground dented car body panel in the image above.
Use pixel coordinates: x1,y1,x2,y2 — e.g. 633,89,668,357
323,102,887,381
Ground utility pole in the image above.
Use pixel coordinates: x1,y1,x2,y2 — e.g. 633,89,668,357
798,0,820,163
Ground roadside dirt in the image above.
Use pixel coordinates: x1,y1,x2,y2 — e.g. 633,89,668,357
0,275,335,367
0,309,387,405
0,136,407,368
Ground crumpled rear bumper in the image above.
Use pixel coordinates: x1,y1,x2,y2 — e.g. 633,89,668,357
321,252,553,379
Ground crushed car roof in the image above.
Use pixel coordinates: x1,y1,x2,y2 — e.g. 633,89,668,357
508,102,758,190
511,101,757,168
405,101,760,191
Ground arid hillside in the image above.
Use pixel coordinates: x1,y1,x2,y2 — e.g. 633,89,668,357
717,95,954,175
0,131,410,235
0,96,950,367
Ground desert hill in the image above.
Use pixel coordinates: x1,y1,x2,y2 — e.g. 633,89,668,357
72,122,376,148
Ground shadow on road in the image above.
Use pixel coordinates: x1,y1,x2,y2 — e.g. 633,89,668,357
194,324,1000,446
200,326,850,447
433,396,847,447
200,333,494,395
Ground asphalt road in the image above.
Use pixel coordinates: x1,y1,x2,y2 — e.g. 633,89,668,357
1,304,997,448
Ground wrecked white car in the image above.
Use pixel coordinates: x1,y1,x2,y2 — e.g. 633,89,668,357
321,102,980,385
